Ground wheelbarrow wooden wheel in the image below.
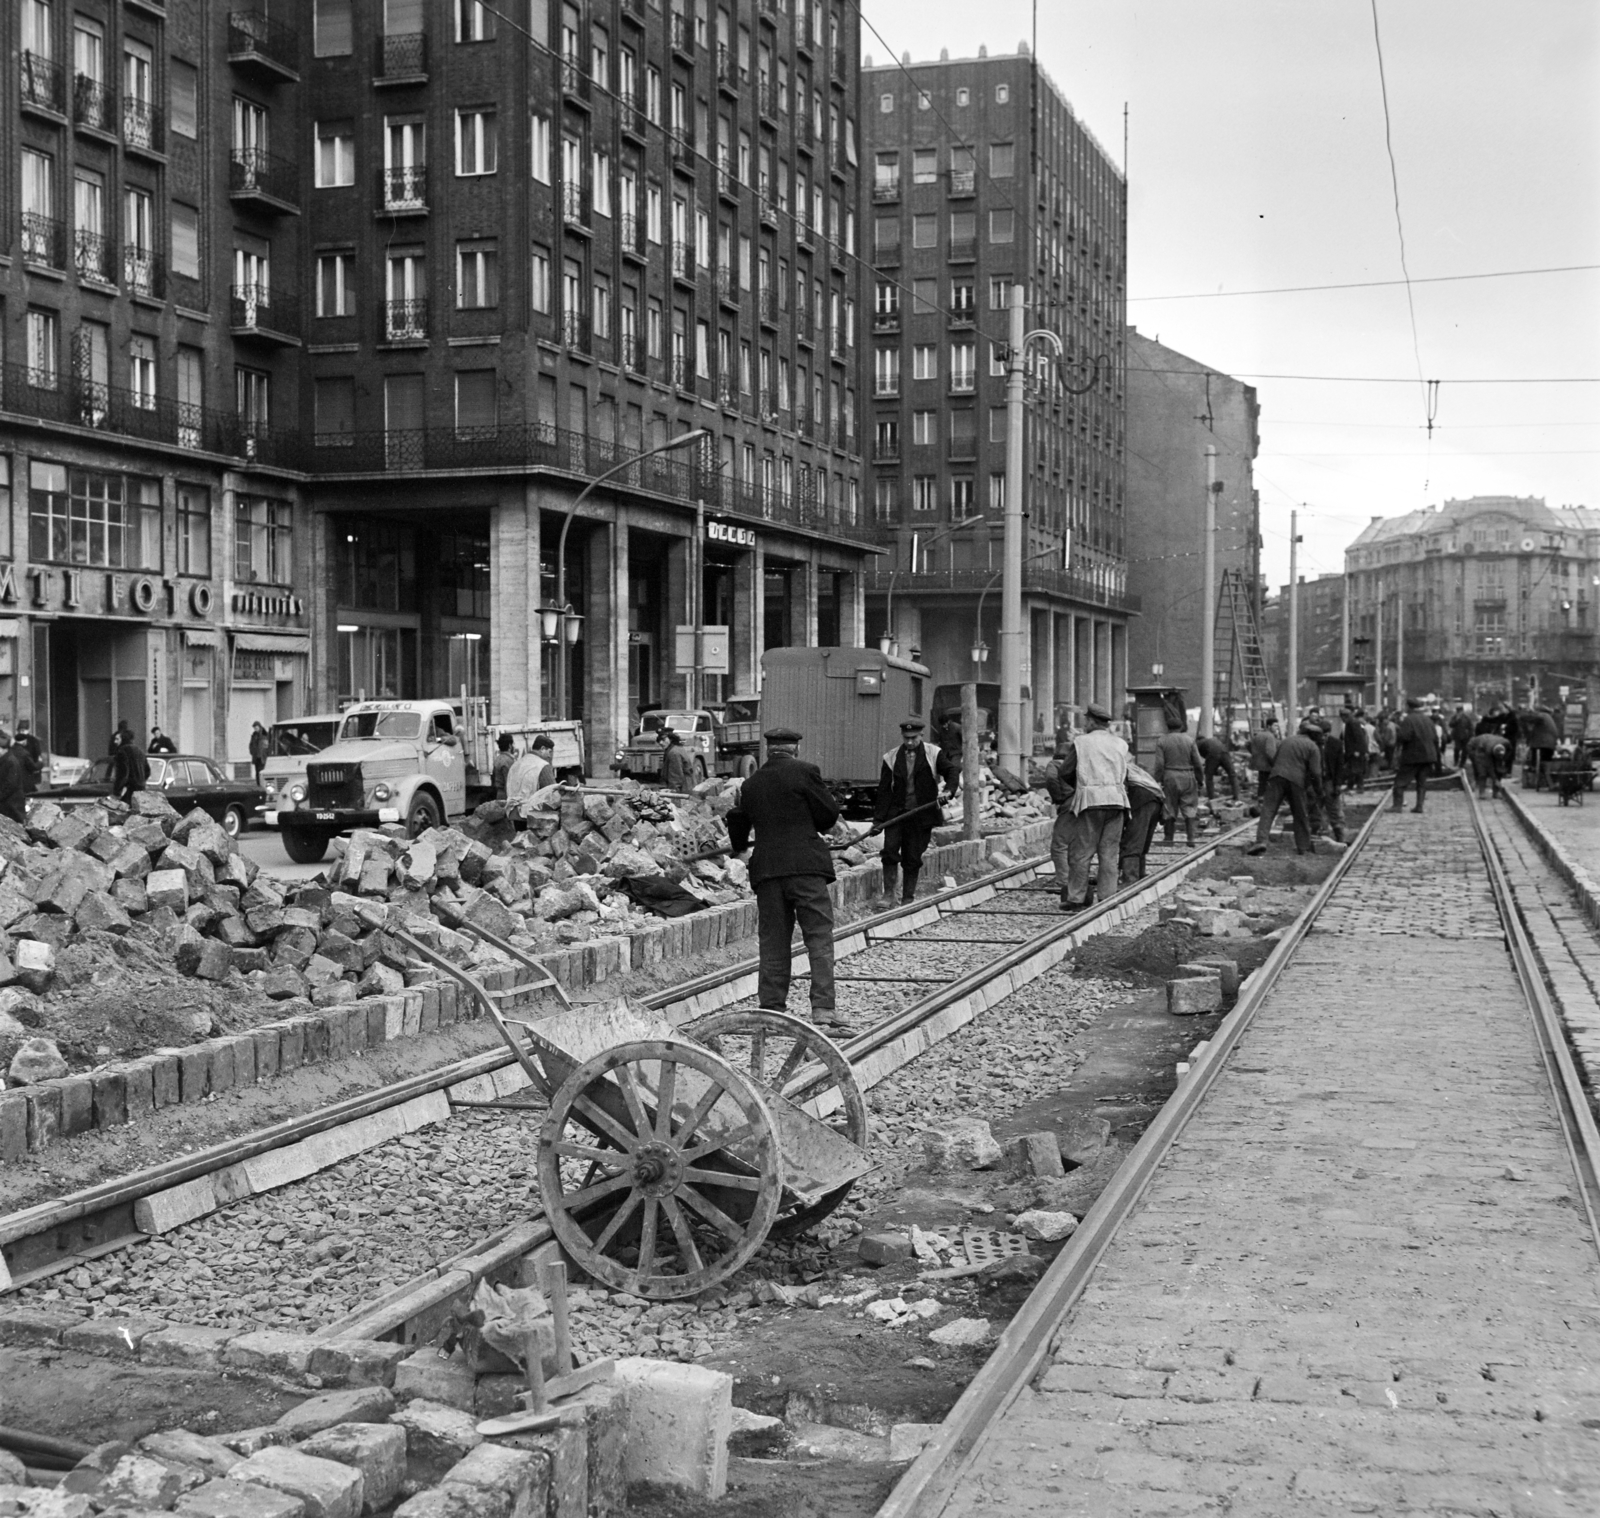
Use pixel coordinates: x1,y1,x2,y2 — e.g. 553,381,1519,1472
537,1037,784,1300
686,1009,868,1239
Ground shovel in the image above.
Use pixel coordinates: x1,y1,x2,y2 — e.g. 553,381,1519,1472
663,798,948,872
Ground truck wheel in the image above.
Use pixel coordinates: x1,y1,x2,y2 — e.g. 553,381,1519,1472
736,754,757,779
282,828,330,865
406,792,442,837
694,758,708,784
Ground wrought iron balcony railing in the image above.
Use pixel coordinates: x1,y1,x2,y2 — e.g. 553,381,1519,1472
227,10,300,81
230,147,298,209
123,96,165,156
382,298,428,341
123,247,165,299
380,165,427,212
376,32,426,81
21,213,65,270
230,283,301,341
72,230,114,283
72,74,114,132
20,53,65,114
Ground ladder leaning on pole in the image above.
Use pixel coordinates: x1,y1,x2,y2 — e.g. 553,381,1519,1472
1213,568,1274,734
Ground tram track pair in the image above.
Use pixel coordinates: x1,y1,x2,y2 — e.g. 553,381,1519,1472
0,826,1243,1329
879,782,1600,1518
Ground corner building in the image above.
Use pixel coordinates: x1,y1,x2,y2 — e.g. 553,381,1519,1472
2,0,872,773
861,45,1130,745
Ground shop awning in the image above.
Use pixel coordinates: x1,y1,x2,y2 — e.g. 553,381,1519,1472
183,629,221,647
232,633,311,654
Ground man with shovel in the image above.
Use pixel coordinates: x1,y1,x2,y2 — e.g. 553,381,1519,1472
726,727,846,1028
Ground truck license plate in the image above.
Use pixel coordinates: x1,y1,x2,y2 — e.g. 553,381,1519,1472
314,811,337,822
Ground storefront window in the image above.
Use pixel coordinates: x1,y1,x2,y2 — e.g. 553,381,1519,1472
177,485,210,576
337,624,416,703
235,495,293,585
29,462,160,569
335,518,417,612
437,529,490,618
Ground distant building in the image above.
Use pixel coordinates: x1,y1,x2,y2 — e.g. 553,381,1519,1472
861,45,1130,744
1272,572,1346,709
1124,330,1260,712
1345,495,1600,708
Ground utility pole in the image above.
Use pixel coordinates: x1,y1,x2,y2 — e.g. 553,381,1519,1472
1287,508,1300,722
999,283,1026,775
1396,590,1405,707
1200,444,1218,739
1341,561,1352,671
1374,576,1384,710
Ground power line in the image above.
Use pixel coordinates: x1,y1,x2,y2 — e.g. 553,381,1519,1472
1129,262,1600,303
1138,369,1600,384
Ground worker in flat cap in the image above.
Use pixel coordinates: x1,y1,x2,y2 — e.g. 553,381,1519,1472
1054,701,1130,911
726,727,845,1027
873,716,958,905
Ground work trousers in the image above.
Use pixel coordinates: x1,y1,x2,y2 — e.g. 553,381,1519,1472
1050,806,1075,894
1255,777,1314,853
1119,797,1163,887
881,817,934,899
1392,761,1430,809
1308,781,1345,841
1203,752,1239,801
1067,806,1124,906
1469,750,1505,798
754,875,836,1016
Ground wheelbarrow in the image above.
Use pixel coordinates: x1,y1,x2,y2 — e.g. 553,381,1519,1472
1550,757,1594,806
394,922,874,1300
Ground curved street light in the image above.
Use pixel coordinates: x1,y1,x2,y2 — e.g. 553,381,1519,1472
549,427,713,718
879,514,984,657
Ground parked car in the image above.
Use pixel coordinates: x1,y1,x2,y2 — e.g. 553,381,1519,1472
50,754,266,837
44,753,94,788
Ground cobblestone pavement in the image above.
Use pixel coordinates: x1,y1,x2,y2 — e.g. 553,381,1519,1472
941,792,1600,1516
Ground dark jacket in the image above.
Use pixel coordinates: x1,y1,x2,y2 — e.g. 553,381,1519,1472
1476,710,1519,746
1341,713,1367,764
11,738,41,795
660,742,696,791
1520,707,1560,751
1197,736,1231,768
1270,733,1323,791
727,751,841,885
249,727,270,764
873,741,955,828
1321,728,1345,788
1395,712,1438,766
0,748,28,824
1248,728,1280,775
1449,710,1476,744
148,735,177,755
112,742,150,802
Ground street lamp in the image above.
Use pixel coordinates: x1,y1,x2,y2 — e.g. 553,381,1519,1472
880,514,983,657
552,426,712,718
974,542,1069,678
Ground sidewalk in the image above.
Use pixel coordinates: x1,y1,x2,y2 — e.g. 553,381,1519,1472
941,794,1600,1516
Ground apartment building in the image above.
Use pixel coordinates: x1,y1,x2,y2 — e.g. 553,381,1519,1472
861,44,1130,742
2,0,873,773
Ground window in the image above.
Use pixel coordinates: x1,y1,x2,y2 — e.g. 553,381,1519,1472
647,300,663,358
646,184,662,242
912,149,937,184
455,371,496,435
22,0,52,61
879,91,894,114
949,409,975,453
317,252,352,316
646,65,662,123
384,116,426,206
955,87,970,107
950,210,976,245
912,475,937,512
917,91,930,111
873,347,899,396
456,240,498,308
912,278,936,316
697,320,710,378
124,187,154,293
912,344,937,380
177,486,211,574
314,377,355,446
989,342,1007,376
912,215,936,249
874,477,898,520
874,280,900,317
696,208,710,268
873,152,899,195
594,274,611,339
236,367,271,433
530,113,551,182
951,477,975,515
874,217,899,253
591,26,608,82
989,209,1014,243
951,342,975,390
21,150,54,264
988,473,1005,511
990,142,1014,178
316,122,355,187
171,62,198,138
30,465,161,570
456,0,495,42
989,406,1008,442
27,309,58,388
456,109,498,174
177,347,202,447
912,410,935,445
171,203,199,279
235,496,293,584
951,278,974,314
874,419,899,457
530,244,551,313
990,276,1013,310
592,151,611,216
995,82,1009,104
124,40,154,145
315,0,353,55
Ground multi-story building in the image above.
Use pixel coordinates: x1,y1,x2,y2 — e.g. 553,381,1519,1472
1345,495,1600,708
3,0,872,773
1124,330,1260,710
860,44,1130,744
1261,571,1345,710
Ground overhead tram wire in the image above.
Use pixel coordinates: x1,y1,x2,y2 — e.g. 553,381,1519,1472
474,0,1019,358
1129,262,1600,303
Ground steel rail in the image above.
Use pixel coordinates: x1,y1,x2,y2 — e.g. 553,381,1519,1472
1466,782,1600,1257
875,799,1388,1518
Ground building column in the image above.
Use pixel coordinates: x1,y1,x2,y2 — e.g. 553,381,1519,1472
1112,621,1128,716
489,487,542,725
666,533,691,707
578,511,624,764
1054,613,1073,727
1032,607,1053,750
740,540,766,690
1094,619,1111,707
790,555,816,648
841,569,866,649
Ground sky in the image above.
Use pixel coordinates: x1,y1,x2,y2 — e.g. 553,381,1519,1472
858,0,1600,592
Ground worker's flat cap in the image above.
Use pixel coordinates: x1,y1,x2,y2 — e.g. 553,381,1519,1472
899,717,926,732
1085,702,1113,722
764,726,803,742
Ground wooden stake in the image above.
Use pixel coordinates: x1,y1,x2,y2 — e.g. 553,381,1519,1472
540,1260,574,1372
522,1330,547,1414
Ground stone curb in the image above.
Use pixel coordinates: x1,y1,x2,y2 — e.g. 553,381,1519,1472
1,819,1049,1160
1503,788,1600,934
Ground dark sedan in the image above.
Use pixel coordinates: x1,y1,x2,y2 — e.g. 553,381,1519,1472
48,755,266,837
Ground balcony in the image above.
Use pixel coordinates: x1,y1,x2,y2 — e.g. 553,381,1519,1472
72,74,115,135
72,230,114,285
949,307,976,329
872,381,899,399
872,443,900,465
562,312,590,354
717,374,736,408
759,196,779,228
759,287,777,326
862,565,1142,615
670,354,689,390
230,284,301,346
122,97,165,158
669,242,690,282
948,238,977,263
670,12,693,56
382,298,428,343
715,267,737,307
618,99,645,141
0,361,297,468
20,53,65,116
561,57,591,104
619,212,643,259
619,335,643,374
230,148,299,213
872,311,900,333
716,44,738,91
123,248,165,300
21,214,65,271
379,165,427,215
375,32,426,84
562,183,587,228
950,374,976,395
758,78,777,120
228,11,301,83
872,245,901,270
669,131,695,168
871,180,900,204
947,170,976,197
